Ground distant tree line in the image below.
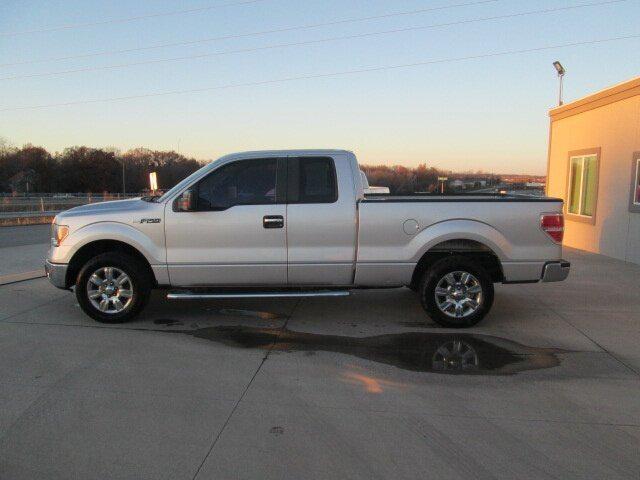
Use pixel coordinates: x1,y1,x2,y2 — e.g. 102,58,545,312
361,164,501,194
0,142,501,195
0,143,202,194
362,164,441,194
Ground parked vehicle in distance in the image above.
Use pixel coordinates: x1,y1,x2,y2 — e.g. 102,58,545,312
46,150,570,328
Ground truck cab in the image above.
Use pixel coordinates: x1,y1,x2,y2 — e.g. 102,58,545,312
165,151,358,286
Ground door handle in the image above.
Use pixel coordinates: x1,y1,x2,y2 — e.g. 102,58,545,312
263,215,284,229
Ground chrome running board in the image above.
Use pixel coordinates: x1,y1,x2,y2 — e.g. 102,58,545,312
167,290,350,300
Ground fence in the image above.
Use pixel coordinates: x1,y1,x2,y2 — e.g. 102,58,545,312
0,193,141,216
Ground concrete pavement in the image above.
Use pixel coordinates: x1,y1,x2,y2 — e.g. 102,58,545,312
0,225,49,281
0,225,51,248
0,248,639,479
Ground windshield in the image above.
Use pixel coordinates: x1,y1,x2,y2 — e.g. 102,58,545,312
156,160,217,203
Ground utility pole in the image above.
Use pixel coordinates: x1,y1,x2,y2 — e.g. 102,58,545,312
121,159,126,196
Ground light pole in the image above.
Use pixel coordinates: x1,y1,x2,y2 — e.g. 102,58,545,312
119,158,126,197
553,61,565,106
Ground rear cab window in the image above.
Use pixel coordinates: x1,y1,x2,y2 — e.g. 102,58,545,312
287,157,338,204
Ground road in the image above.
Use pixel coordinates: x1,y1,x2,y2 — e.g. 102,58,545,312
0,248,639,479
0,211,59,219
0,225,50,279
0,225,50,248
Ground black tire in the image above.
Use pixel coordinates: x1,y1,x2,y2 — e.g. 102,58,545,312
419,255,494,328
75,252,151,323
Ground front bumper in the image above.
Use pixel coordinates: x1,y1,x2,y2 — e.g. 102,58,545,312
541,260,570,282
45,260,69,289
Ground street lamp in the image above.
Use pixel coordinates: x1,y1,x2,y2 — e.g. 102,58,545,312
117,158,126,197
553,61,565,106
123,160,126,196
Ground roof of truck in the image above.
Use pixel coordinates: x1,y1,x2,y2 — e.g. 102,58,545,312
217,149,353,161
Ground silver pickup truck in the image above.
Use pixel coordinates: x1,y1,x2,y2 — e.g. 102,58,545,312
46,149,569,328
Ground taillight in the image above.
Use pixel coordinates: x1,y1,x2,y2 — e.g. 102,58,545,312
541,213,564,243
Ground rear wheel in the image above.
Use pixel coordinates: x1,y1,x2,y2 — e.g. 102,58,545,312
419,255,494,328
75,252,151,323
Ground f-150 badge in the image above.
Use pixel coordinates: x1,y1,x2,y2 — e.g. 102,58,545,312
136,218,161,224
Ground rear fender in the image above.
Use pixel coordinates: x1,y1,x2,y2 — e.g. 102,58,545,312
409,219,511,262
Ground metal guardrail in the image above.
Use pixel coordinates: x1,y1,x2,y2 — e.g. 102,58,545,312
0,193,140,215
0,192,141,198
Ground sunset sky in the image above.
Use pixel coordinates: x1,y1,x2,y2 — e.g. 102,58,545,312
1,0,639,174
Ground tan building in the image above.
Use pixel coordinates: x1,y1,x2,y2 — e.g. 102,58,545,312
546,76,640,265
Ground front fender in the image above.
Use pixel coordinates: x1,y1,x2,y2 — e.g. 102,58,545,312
408,219,512,262
50,221,165,265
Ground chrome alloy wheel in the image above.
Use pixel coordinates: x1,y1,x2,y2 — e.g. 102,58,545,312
434,271,483,319
432,339,479,372
86,266,134,314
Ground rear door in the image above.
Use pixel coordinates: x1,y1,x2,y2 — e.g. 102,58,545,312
286,155,357,285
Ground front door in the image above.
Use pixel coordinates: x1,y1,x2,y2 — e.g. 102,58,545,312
165,157,287,286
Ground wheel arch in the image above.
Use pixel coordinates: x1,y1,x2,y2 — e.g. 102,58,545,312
410,238,504,290
65,239,157,288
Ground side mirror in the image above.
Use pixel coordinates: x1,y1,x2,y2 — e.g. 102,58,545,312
175,188,196,212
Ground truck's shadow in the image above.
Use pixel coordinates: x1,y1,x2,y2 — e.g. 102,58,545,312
159,322,565,375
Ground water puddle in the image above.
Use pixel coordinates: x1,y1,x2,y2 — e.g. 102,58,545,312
177,325,563,375
216,308,283,321
152,309,284,327
153,319,183,326
397,321,435,328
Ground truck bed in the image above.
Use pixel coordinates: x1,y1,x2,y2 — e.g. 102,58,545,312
355,193,564,286
362,193,562,202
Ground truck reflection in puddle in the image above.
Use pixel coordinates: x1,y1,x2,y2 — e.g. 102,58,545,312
179,325,564,375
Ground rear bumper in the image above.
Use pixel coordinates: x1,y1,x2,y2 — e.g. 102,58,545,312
45,260,69,289
541,260,570,282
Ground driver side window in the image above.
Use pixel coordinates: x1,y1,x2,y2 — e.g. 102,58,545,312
196,158,278,210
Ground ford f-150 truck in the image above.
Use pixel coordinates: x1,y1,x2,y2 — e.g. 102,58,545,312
46,149,570,328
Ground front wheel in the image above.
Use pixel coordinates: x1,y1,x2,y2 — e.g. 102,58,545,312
75,252,151,323
419,256,494,328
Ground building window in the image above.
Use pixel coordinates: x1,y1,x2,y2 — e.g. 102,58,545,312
568,153,598,218
634,159,640,205
631,153,640,214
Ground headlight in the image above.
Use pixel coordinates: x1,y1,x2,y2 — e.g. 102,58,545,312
51,223,69,247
